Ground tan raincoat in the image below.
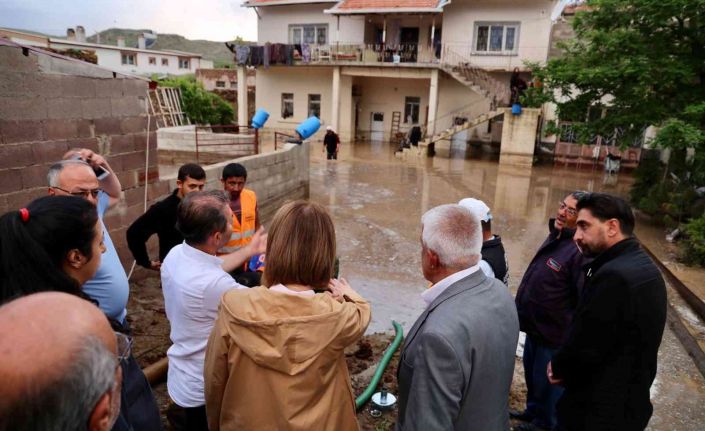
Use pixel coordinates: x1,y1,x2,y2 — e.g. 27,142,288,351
204,286,371,431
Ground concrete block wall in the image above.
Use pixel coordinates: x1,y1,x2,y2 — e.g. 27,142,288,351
0,44,159,267
498,107,540,168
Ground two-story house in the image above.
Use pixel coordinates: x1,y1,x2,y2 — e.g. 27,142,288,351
239,0,562,144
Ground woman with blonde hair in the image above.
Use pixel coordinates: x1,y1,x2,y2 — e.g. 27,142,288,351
204,200,370,431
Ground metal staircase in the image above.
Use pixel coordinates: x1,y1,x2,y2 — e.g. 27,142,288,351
424,47,510,146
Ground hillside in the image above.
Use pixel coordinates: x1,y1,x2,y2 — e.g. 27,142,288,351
87,28,243,67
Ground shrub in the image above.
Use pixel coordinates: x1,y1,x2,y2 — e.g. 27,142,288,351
682,214,705,265
158,75,234,125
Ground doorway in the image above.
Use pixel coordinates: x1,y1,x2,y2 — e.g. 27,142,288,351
371,112,384,141
400,27,419,62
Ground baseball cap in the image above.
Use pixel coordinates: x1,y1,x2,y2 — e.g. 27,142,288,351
326,126,333,131
458,198,492,222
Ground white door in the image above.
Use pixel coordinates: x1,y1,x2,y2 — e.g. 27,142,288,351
370,112,384,141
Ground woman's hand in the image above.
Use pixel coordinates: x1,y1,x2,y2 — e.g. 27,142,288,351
327,277,355,303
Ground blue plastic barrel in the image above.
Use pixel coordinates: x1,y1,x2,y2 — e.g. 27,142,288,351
295,116,321,140
251,109,270,129
511,103,522,115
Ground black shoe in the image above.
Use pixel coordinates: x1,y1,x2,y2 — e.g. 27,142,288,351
509,410,534,422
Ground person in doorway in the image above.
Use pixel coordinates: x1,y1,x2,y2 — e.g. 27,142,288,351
458,197,509,285
204,200,370,430
548,193,667,431
512,191,587,431
323,125,340,160
219,163,262,287
510,67,528,104
0,292,123,431
396,204,518,430
126,163,206,271
161,191,265,431
408,125,422,147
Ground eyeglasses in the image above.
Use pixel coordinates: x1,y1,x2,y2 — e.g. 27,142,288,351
115,332,132,362
559,201,578,217
52,186,102,199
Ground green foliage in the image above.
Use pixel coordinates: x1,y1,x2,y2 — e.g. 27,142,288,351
682,215,705,265
540,0,705,148
158,76,234,125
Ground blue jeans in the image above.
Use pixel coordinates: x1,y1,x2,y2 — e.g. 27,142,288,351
523,334,564,430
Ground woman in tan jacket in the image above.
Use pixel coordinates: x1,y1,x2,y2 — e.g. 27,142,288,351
204,200,371,431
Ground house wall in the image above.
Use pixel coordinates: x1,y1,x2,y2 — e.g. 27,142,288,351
442,0,555,70
49,41,208,76
257,4,366,44
436,74,490,137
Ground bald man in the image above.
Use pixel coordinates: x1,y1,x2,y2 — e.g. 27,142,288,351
0,292,122,431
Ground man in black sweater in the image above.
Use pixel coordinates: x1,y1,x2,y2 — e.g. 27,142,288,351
458,198,509,285
126,163,206,270
548,193,667,431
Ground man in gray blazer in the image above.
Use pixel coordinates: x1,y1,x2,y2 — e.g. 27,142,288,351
397,204,519,431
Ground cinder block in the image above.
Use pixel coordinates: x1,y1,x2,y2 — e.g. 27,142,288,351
124,186,145,207
81,98,112,119
0,120,44,144
122,79,149,97
0,96,48,121
20,163,50,188
94,118,122,135
111,97,144,118
0,46,39,73
60,76,97,98
76,119,94,138
120,116,148,134
109,134,135,154
31,140,69,164
6,187,46,209
0,143,35,169
0,72,28,97
24,74,63,99
121,151,145,172
118,170,139,189
47,98,82,120
0,168,24,193
66,137,100,153
95,79,124,98
43,119,78,141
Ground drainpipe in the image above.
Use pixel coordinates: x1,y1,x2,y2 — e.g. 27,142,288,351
336,15,340,55
431,16,436,60
382,15,387,46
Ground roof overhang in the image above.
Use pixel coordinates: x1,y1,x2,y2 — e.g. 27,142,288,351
243,0,336,7
325,0,448,15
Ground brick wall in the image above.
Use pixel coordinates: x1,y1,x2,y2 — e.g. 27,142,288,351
0,43,159,268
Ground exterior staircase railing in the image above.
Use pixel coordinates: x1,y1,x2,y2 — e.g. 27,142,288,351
440,46,511,108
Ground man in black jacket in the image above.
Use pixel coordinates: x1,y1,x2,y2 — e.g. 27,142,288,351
548,193,667,431
459,197,509,285
126,163,206,270
513,191,586,431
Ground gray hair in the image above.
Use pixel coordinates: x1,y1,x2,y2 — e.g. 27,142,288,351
421,204,482,269
1,336,118,431
46,159,91,188
569,190,589,201
176,190,230,245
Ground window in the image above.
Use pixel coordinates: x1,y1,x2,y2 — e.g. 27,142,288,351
289,24,328,45
161,58,169,66
404,97,420,124
215,81,226,88
282,93,294,119
230,81,237,88
148,56,156,65
474,22,519,54
308,94,321,118
121,53,136,65
179,58,190,69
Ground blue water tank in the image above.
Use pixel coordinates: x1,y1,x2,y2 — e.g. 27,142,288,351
251,109,270,129
511,103,522,115
295,116,321,140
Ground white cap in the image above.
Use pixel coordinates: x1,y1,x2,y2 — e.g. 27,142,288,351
458,198,492,222
326,125,333,131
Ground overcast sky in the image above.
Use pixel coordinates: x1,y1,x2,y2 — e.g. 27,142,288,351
0,0,258,41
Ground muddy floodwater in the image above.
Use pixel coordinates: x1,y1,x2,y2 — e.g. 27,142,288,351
309,140,705,430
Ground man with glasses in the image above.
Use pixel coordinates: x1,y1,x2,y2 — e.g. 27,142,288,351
47,150,163,431
512,191,587,431
0,292,123,431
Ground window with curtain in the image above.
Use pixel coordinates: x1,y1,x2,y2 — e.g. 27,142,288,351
474,22,520,54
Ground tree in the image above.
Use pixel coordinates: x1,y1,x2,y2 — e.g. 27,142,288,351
158,75,234,125
541,0,705,147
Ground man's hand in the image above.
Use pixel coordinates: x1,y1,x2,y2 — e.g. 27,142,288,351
248,227,267,256
547,361,563,385
64,148,122,207
327,277,355,303
149,260,161,271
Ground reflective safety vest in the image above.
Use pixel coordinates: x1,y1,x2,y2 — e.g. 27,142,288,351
219,189,257,254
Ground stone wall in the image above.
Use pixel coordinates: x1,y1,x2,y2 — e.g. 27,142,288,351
157,125,256,165
0,42,159,267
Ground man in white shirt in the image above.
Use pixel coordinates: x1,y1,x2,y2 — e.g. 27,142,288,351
396,204,518,430
161,190,265,431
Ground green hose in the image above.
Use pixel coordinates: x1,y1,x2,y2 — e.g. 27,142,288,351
355,320,404,410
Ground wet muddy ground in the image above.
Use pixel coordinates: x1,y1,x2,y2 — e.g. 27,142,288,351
129,139,705,430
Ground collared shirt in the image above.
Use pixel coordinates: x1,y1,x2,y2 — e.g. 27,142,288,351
161,242,246,408
421,264,481,307
83,191,129,323
269,284,316,297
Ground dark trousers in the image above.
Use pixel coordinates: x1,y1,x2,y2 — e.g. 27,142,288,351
327,151,337,160
167,403,208,431
523,334,563,430
111,352,163,431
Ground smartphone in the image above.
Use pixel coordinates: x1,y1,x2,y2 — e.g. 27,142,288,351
71,154,110,180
